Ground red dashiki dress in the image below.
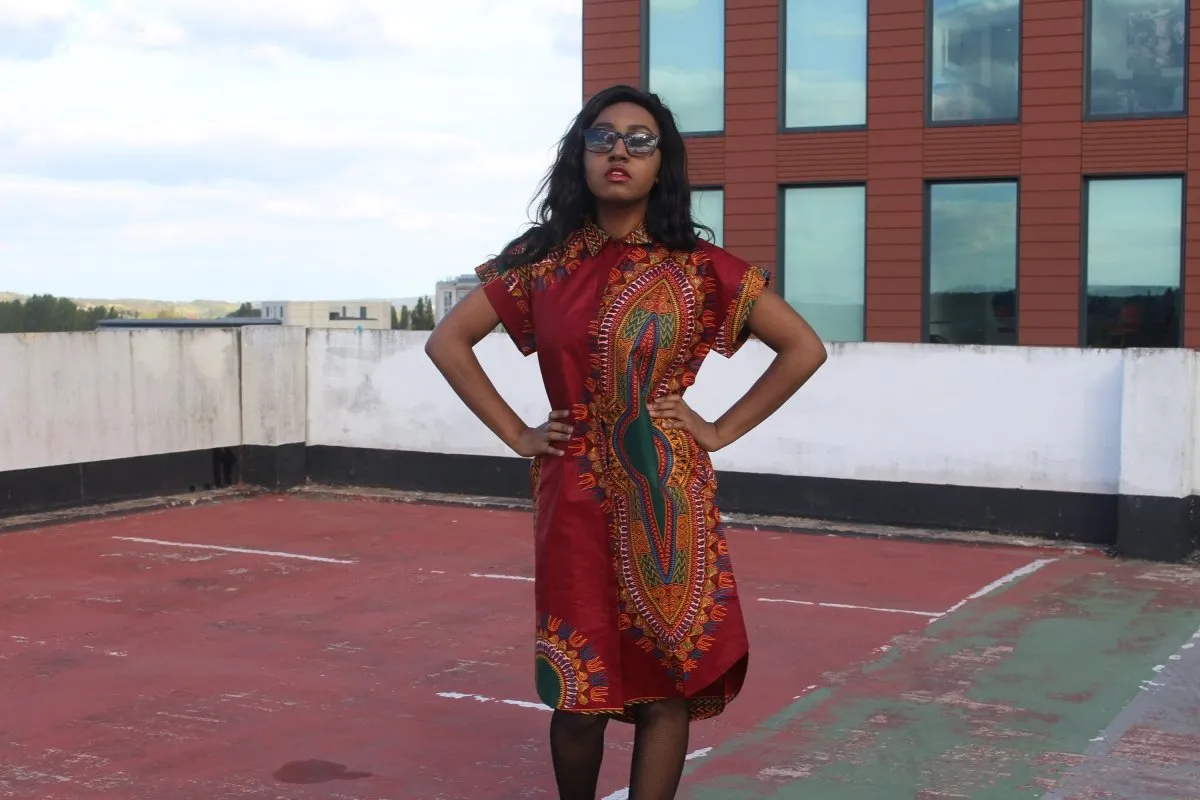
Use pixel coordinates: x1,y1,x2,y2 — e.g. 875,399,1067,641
475,219,770,722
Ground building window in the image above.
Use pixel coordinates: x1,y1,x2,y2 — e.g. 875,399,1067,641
926,181,1018,345
1083,177,1182,348
645,0,724,133
692,188,723,247
783,0,867,129
1086,0,1186,118
781,185,865,342
928,0,1021,124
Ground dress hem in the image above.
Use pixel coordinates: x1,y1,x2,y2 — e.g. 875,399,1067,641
548,651,749,724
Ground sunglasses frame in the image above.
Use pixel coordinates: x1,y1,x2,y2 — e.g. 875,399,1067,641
582,127,661,157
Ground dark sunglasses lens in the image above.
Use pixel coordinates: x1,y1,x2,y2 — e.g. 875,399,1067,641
624,133,657,155
583,128,615,151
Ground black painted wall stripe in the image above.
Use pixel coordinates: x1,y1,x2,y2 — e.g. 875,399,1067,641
2,444,1194,561
0,447,240,518
305,445,1116,544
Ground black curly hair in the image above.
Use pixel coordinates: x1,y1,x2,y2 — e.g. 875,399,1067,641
495,84,712,271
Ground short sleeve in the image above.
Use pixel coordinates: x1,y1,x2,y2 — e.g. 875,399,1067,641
475,257,537,356
708,247,772,358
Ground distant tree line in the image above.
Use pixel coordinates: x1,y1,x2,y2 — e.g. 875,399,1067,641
226,302,261,318
392,296,435,330
0,294,131,333
0,294,443,334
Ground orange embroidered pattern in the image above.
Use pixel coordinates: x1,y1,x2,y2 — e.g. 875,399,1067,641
535,615,611,709
569,231,739,702
714,264,769,357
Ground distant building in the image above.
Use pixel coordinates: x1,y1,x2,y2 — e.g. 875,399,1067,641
433,275,481,322
259,300,392,330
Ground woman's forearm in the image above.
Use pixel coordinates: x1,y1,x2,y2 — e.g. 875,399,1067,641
426,336,527,451
713,343,825,450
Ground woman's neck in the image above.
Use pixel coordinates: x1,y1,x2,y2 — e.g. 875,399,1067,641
594,202,647,240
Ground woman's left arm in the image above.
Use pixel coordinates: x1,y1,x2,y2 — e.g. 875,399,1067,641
709,289,827,448
650,289,828,451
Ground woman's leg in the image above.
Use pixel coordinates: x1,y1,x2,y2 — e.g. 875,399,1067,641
628,699,690,799
549,709,609,799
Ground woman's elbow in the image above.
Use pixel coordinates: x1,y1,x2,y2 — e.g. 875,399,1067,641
810,335,829,367
781,324,827,379
799,336,828,375
424,322,453,365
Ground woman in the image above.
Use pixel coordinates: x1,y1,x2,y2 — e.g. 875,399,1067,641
425,84,828,799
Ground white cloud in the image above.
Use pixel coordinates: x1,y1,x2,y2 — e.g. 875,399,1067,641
0,0,74,59
0,0,584,302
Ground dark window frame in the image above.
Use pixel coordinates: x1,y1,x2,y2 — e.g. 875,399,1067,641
776,181,869,343
1078,173,1186,348
639,0,726,137
921,177,1022,345
777,0,870,134
924,0,1023,128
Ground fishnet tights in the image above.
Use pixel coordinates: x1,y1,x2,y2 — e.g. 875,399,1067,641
549,700,690,800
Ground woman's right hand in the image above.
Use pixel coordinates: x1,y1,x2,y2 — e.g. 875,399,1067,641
512,409,574,457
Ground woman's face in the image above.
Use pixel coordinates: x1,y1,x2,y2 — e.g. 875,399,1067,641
582,101,662,207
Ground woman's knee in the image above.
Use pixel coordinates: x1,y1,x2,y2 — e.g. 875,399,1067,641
632,699,689,725
551,709,608,737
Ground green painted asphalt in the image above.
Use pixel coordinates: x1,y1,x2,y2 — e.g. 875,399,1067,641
682,558,1200,799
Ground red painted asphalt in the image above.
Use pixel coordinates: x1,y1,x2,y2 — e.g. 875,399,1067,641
0,495,1075,798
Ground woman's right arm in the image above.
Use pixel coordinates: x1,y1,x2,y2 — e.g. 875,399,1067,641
424,287,570,458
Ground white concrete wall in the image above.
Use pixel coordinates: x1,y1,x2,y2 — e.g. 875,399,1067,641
2,327,1195,503
241,326,307,447
307,330,1141,497
0,329,241,472
1194,365,1200,497
1118,349,1196,500
307,329,548,458
691,342,1125,495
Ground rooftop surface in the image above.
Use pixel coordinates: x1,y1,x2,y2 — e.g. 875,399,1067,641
2,493,1198,799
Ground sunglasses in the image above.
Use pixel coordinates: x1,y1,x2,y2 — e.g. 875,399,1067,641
583,127,660,157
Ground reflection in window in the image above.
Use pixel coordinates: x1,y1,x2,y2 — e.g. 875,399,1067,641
926,182,1018,346
646,0,724,133
692,188,723,247
929,0,1020,123
781,186,865,342
1087,0,1186,117
784,0,867,128
1084,177,1182,348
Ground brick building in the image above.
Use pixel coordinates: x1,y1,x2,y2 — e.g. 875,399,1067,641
582,0,1195,348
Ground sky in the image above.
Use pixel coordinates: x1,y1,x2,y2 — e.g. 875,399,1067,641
0,0,583,303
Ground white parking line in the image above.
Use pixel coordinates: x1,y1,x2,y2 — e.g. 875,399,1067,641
933,558,1057,623
436,691,550,711
469,572,534,582
112,536,355,564
757,598,942,617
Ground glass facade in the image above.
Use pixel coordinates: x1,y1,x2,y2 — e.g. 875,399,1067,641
781,186,866,342
926,182,1018,345
783,0,867,129
1084,177,1182,348
928,0,1021,123
645,0,724,133
610,0,1195,347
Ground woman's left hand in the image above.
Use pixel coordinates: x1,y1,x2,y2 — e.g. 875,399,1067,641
648,394,726,452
